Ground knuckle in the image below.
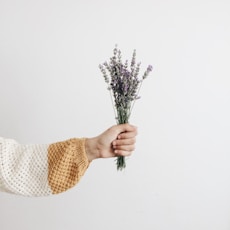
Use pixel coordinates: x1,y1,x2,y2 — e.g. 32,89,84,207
131,138,136,144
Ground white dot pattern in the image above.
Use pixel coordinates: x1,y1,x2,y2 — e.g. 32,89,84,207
0,137,52,196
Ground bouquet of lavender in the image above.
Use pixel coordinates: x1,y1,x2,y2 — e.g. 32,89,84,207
99,45,153,170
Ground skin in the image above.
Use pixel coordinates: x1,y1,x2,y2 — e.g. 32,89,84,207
85,124,137,162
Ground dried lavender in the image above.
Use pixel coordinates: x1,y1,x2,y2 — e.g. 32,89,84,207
99,45,153,170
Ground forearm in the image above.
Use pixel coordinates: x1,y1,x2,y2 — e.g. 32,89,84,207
0,137,90,196
0,124,137,196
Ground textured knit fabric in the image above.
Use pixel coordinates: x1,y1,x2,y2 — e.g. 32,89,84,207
0,137,89,196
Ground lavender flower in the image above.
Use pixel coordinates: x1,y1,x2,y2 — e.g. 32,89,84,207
99,46,153,170
142,65,153,79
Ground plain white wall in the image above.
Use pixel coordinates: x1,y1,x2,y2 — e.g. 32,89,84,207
1,0,230,229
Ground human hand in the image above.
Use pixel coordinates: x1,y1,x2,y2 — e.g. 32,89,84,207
85,124,137,162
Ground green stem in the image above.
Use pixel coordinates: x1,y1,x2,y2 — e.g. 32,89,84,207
116,106,130,170
130,79,143,117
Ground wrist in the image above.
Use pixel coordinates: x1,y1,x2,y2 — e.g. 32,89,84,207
85,137,100,162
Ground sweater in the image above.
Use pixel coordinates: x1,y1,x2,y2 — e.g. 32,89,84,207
0,137,90,196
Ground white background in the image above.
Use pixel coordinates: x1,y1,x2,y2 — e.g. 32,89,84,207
1,0,230,229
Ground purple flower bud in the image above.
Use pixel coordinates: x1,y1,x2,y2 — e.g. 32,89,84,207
147,65,153,72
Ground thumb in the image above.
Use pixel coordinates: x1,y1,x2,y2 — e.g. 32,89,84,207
116,123,137,134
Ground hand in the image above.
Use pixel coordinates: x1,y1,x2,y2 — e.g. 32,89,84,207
85,124,137,162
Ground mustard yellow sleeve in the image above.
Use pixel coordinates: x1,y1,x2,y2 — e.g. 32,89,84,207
48,138,90,194
0,137,90,196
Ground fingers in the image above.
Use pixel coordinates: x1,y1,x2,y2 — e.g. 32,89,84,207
97,123,137,158
111,124,137,157
113,137,136,146
117,131,137,140
116,123,138,134
108,124,137,140
113,149,133,157
112,136,136,157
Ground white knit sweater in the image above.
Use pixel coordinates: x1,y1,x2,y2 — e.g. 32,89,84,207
0,137,89,196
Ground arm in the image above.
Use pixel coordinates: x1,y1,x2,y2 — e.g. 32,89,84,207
0,124,137,197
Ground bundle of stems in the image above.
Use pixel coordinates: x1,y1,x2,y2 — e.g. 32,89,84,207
99,45,153,170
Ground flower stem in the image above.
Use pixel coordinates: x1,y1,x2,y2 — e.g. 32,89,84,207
107,84,118,121
130,79,143,117
116,106,130,170
116,155,126,171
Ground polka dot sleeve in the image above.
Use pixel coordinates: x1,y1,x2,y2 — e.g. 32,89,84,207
0,137,90,196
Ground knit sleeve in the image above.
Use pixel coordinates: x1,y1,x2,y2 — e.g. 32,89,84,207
0,137,90,197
